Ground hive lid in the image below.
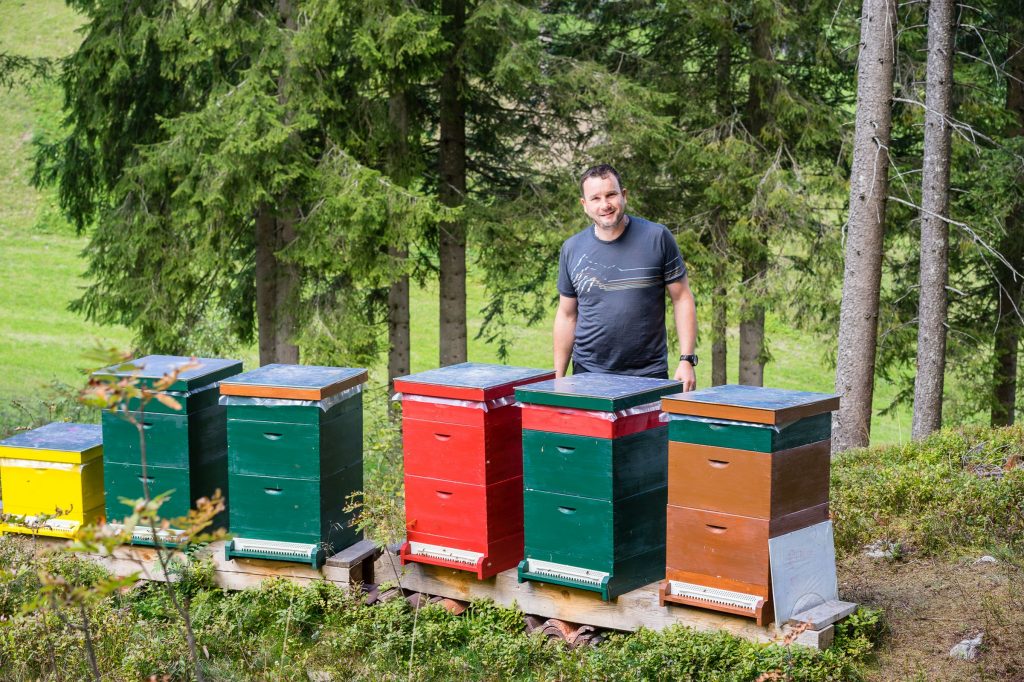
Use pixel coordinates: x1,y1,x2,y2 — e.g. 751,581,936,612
92,355,243,392
393,362,554,401
219,364,368,400
0,422,103,463
661,384,839,425
515,373,682,411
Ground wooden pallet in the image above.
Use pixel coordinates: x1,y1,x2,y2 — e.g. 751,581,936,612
14,536,849,650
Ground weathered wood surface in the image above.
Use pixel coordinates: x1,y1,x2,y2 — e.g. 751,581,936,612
18,536,846,650
24,536,380,589
371,548,842,647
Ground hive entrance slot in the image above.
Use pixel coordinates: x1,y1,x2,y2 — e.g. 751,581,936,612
521,558,609,588
406,541,483,566
666,580,764,613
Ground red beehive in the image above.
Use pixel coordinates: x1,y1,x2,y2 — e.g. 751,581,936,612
395,363,554,579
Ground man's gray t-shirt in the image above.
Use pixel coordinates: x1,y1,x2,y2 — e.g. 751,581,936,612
557,215,687,378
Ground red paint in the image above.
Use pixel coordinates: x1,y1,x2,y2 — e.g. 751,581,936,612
520,404,663,438
399,533,524,580
400,397,522,429
403,415,523,485
395,371,554,402
404,474,523,542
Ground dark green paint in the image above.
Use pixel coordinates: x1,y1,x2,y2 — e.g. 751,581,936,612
226,406,361,479
518,546,666,601
101,404,227,468
125,386,220,415
227,462,361,552
668,412,831,452
522,427,668,500
514,385,680,412
523,486,666,570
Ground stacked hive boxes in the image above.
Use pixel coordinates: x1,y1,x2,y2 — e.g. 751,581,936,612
396,363,554,579
516,374,681,600
221,364,367,568
0,423,104,538
659,385,839,625
97,355,242,542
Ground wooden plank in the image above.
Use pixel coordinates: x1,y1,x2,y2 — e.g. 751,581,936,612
325,538,380,568
793,624,834,649
788,600,858,629
372,549,796,645
25,537,366,588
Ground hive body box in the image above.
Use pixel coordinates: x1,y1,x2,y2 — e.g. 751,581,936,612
221,364,368,568
95,355,242,543
516,374,682,601
0,423,104,538
395,363,554,579
659,385,839,625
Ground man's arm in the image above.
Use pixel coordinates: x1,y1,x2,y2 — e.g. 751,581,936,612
553,295,578,378
667,277,697,391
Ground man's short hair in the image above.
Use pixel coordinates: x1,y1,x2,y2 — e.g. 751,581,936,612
579,164,623,196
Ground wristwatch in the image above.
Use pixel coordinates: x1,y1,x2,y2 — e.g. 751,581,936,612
679,354,699,366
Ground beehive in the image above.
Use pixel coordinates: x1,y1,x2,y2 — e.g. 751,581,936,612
221,364,367,568
659,385,839,625
395,362,554,579
515,374,681,601
95,355,242,543
0,422,104,538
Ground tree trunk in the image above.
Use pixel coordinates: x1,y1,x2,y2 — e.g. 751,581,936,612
833,0,897,451
252,0,301,366
991,23,1024,426
438,0,467,366
255,210,300,365
738,19,772,386
387,91,411,391
738,257,766,386
911,0,956,439
711,39,731,387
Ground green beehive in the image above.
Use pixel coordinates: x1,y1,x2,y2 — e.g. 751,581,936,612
220,364,368,568
95,355,243,544
515,374,681,601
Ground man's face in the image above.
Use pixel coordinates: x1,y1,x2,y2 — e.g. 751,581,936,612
580,174,628,231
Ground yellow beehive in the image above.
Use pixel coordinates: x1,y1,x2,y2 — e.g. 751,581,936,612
0,422,104,538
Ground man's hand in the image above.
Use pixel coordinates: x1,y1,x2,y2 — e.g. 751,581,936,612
674,361,697,391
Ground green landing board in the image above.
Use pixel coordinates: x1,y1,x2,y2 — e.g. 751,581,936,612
224,391,361,426
227,404,361,479
101,404,227,468
227,462,361,551
519,546,666,601
103,456,227,526
515,374,682,412
523,426,668,501
668,412,831,452
523,486,667,571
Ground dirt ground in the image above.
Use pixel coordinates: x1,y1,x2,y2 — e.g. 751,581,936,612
837,553,1024,681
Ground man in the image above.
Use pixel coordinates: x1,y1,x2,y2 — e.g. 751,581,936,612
553,164,697,390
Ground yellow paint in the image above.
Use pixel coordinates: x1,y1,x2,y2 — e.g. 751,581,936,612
0,444,102,464
0,457,104,523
